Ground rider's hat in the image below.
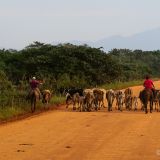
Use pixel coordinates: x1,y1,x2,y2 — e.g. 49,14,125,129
32,76,36,80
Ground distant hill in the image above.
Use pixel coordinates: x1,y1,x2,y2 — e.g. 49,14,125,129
69,28,160,52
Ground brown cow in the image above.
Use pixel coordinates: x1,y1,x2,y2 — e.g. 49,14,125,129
93,88,105,110
106,89,115,111
42,89,52,109
124,88,133,110
83,89,95,111
115,90,125,111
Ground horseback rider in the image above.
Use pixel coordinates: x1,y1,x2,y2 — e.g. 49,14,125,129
29,77,43,99
143,75,155,98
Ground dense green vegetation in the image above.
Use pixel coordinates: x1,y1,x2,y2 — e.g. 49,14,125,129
1,43,160,89
0,42,160,120
109,49,160,81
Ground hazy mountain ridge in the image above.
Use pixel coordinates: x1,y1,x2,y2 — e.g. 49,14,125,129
69,28,160,52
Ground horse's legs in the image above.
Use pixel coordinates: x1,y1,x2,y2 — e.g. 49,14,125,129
145,106,148,114
31,101,33,112
31,102,35,113
154,101,156,111
141,103,144,111
31,98,34,113
33,101,36,112
144,102,148,114
150,101,153,113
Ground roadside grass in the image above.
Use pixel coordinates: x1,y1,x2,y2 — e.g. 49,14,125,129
0,95,66,121
0,107,26,121
101,80,143,90
50,95,66,105
101,78,159,90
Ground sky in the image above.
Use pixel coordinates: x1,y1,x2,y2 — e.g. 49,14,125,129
0,0,160,49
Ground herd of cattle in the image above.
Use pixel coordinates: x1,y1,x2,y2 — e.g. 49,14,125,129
65,88,160,112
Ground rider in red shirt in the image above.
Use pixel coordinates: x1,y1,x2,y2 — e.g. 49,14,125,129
30,78,41,89
29,77,43,99
143,75,155,97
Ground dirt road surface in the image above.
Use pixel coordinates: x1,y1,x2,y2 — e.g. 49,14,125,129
1,81,160,160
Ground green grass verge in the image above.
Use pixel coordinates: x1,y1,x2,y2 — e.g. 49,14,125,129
100,80,143,90
50,95,66,105
101,78,159,90
0,95,66,121
0,107,26,121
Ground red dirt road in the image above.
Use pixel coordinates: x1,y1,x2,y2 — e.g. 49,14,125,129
0,82,160,160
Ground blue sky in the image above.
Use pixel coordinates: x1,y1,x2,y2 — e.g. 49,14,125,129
0,0,160,49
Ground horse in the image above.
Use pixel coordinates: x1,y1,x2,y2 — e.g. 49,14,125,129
139,89,153,114
42,90,52,109
30,89,40,112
